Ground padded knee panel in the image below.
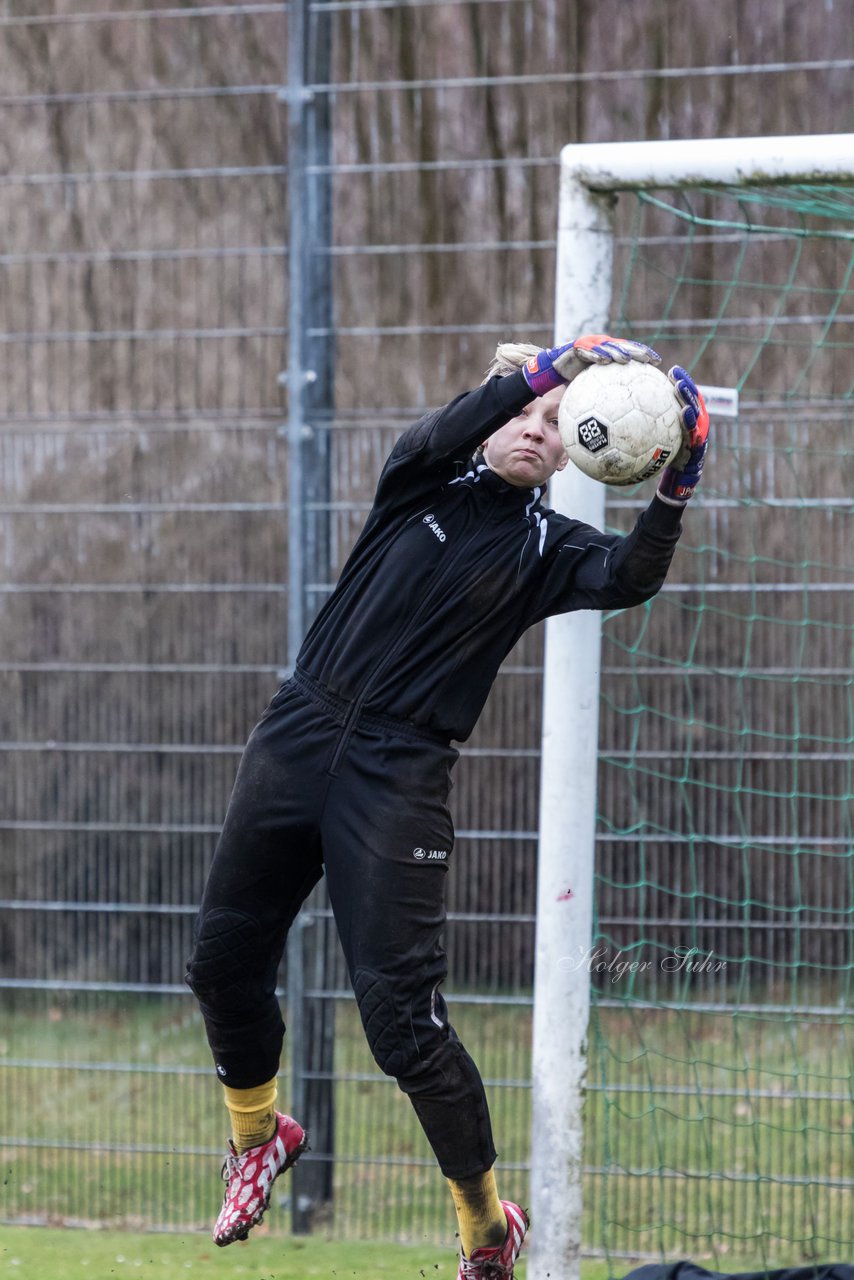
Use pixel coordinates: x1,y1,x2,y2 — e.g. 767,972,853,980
352,967,422,1080
185,908,270,1013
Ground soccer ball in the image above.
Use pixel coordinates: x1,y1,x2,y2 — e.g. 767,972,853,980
558,362,685,486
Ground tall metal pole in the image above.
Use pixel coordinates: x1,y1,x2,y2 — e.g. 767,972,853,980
528,165,615,1280
283,0,335,1235
284,0,309,669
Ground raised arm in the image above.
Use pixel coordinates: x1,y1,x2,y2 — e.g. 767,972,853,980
380,371,534,483
376,335,662,502
542,496,685,615
530,365,710,616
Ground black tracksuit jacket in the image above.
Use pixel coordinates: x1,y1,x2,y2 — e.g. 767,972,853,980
297,367,684,741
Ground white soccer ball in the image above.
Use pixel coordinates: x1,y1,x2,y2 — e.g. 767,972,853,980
558,362,685,487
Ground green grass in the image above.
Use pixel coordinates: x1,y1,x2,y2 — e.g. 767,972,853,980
0,1226,621,1280
1,990,853,1268
2,1226,459,1280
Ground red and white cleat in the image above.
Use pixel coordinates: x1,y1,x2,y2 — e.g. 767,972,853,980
213,1111,308,1246
457,1200,530,1278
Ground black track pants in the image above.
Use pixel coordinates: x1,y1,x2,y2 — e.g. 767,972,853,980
186,671,497,1180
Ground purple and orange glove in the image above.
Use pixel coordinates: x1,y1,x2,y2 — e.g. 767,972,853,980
657,366,710,505
521,333,661,397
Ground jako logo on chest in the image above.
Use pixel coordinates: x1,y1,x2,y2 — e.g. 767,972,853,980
422,513,447,543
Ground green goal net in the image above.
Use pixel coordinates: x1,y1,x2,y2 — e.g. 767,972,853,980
586,182,853,1269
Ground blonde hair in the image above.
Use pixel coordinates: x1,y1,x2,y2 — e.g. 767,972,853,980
481,341,543,382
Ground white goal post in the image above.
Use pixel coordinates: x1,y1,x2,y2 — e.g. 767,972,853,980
529,133,854,1280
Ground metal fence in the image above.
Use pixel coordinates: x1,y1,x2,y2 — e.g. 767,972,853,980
1,0,852,1257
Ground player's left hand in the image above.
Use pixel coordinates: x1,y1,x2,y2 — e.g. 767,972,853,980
521,334,661,397
656,365,710,505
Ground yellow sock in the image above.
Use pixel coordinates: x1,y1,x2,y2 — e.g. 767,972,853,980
223,1077,278,1155
447,1167,507,1256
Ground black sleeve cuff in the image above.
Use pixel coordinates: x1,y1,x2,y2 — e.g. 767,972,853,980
492,369,536,416
646,493,686,535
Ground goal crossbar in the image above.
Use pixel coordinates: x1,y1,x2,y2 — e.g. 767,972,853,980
560,132,854,192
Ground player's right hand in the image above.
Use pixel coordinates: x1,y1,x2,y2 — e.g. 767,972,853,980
521,335,661,397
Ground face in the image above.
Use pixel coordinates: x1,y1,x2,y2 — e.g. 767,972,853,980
482,385,568,488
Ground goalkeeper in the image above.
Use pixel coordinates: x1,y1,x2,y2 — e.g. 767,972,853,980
186,337,709,1278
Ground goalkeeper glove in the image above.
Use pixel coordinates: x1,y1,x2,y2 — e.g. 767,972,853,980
521,334,661,397
656,365,710,506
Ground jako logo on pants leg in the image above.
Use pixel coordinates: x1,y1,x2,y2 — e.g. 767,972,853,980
413,847,448,861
